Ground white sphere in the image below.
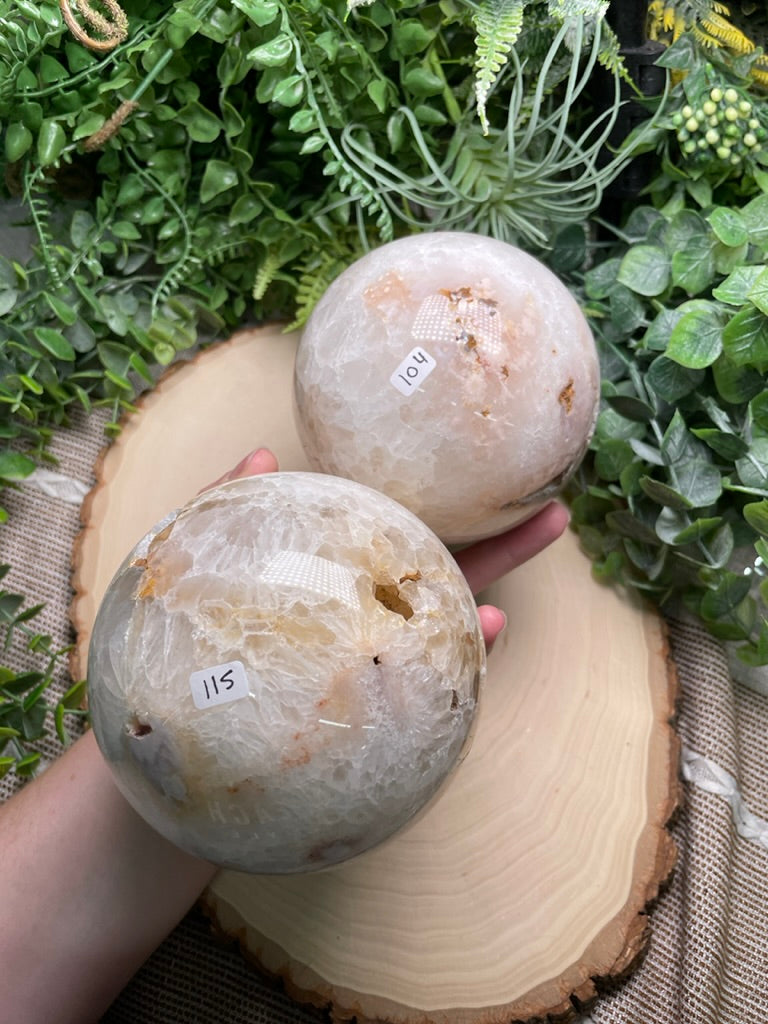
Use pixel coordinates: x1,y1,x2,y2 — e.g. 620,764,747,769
294,232,599,545
87,472,485,873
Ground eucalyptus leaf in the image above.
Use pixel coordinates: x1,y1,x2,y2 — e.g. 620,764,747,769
722,306,768,366
707,207,748,248
616,245,670,297
744,500,768,537
736,438,768,489
665,303,723,368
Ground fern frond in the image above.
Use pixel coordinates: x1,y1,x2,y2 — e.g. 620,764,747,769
700,12,754,52
595,21,631,84
252,250,282,302
22,167,63,291
472,0,527,136
285,249,355,331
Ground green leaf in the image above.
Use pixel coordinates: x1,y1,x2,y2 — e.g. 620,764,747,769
722,306,768,366
640,475,693,510
655,507,693,545
673,517,724,545
675,459,723,507
736,438,768,489
178,101,223,143
749,392,768,433
617,245,670,297
671,236,716,295
744,500,768,537
712,355,764,404
36,118,66,166
594,438,635,481
712,265,765,306
604,394,654,423
691,428,748,461
70,209,95,248
747,267,768,317
246,33,294,68
700,573,753,622
43,293,78,326
583,258,620,300
0,451,36,481
393,18,436,54
4,123,33,162
402,64,445,97
271,74,304,107
742,193,768,250
665,303,723,369
661,408,695,465
646,356,704,402
231,0,279,27
643,308,685,352
200,160,239,203
707,207,748,248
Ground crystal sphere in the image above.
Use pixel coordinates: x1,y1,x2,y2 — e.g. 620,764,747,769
294,232,600,545
87,472,485,873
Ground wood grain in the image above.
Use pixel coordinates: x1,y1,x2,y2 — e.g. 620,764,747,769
71,326,680,1024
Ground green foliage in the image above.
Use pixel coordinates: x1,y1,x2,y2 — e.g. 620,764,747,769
472,0,525,134
629,31,768,207
0,0,648,768
0,565,87,778
471,0,626,134
570,195,768,664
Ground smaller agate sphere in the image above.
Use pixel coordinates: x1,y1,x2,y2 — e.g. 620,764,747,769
294,232,600,545
87,473,485,873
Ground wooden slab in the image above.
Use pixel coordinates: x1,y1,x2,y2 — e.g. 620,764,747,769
71,327,679,1024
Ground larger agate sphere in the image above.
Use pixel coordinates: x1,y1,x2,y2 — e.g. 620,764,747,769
294,232,600,545
87,472,485,873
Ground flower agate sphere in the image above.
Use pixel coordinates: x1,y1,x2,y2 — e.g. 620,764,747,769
294,232,600,545
87,473,485,873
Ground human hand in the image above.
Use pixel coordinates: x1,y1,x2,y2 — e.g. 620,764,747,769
210,449,569,650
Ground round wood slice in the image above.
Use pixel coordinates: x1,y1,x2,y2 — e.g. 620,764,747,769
71,326,680,1024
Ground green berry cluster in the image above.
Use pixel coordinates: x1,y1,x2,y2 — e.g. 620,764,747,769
671,86,767,170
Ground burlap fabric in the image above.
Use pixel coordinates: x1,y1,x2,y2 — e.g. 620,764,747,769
3,405,768,1024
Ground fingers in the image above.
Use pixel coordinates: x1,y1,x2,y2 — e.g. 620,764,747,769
200,448,279,493
476,605,507,653
456,501,570,596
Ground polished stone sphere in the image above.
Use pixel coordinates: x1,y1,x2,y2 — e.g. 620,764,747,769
87,472,485,873
294,231,600,545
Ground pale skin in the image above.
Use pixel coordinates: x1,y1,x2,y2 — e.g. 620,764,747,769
0,449,569,1024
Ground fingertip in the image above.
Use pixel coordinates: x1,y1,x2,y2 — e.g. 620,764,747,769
477,604,507,653
243,448,279,475
542,499,571,539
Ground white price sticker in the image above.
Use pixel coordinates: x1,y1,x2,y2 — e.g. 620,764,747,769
189,660,250,710
390,346,437,396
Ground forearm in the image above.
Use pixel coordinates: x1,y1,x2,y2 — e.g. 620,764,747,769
0,729,217,1024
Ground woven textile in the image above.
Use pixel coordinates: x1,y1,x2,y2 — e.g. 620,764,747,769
3,407,768,1024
